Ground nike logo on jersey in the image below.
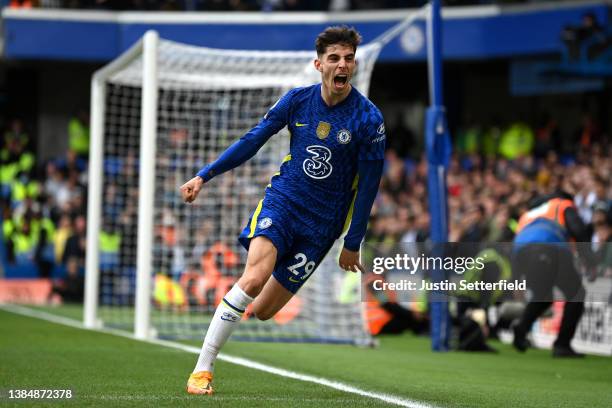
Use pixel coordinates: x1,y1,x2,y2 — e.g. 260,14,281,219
295,122,308,127
289,277,301,283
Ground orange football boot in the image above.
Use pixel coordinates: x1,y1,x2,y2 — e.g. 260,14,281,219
186,371,214,395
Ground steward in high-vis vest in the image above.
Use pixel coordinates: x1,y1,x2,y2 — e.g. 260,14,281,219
512,192,594,358
7,217,37,264
0,138,34,201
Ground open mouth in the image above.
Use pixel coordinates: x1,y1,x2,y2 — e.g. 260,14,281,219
333,74,348,89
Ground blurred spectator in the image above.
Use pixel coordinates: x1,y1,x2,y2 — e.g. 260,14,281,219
33,208,56,278
574,113,602,151
1,124,35,204
455,120,481,157
54,214,72,263
62,214,86,267
68,110,90,159
9,0,33,8
381,149,410,201
11,171,40,210
592,207,612,278
56,149,87,177
459,204,488,243
574,166,596,223
498,121,534,160
53,170,85,214
480,121,502,159
592,176,611,212
3,118,29,150
534,113,560,159
591,203,609,244
561,12,609,62
48,257,84,304
43,162,65,207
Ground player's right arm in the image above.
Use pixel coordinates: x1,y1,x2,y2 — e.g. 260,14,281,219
180,176,204,203
181,90,296,203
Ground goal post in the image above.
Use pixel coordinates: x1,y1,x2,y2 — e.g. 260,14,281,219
85,33,156,330
134,30,159,340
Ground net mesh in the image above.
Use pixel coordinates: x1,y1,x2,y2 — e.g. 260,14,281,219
97,38,383,344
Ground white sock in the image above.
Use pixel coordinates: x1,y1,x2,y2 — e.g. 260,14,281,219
193,284,253,374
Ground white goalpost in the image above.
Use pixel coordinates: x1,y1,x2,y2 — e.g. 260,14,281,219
84,11,424,344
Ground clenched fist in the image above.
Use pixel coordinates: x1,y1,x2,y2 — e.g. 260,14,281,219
180,176,204,203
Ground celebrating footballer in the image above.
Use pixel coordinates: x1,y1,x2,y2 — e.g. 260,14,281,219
180,25,386,395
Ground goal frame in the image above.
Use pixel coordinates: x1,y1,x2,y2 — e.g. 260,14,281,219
83,13,422,341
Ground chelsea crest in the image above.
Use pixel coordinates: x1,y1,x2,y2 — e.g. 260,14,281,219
336,129,351,144
258,217,272,229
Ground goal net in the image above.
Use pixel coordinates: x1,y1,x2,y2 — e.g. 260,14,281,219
85,16,421,344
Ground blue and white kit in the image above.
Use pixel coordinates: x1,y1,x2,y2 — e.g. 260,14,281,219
197,84,386,293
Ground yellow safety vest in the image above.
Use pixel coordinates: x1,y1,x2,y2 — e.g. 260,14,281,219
19,152,35,172
0,162,20,185
11,180,39,203
3,219,15,239
68,118,90,155
498,123,534,160
99,231,121,253
13,232,37,254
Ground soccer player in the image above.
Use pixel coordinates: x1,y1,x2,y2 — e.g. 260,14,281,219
181,26,386,394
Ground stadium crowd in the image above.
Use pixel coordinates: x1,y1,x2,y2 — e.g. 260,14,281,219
369,114,612,251
0,114,88,284
2,108,611,285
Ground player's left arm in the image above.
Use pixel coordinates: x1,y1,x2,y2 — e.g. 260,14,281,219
340,159,383,272
340,109,386,272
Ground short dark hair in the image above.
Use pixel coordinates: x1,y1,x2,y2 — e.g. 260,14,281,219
315,26,362,56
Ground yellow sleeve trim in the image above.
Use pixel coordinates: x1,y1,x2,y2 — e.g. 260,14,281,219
342,174,360,234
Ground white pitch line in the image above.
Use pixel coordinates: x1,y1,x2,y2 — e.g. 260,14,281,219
1,304,436,408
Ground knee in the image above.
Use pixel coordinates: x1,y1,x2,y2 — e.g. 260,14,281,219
252,304,274,321
239,255,274,297
238,274,267,298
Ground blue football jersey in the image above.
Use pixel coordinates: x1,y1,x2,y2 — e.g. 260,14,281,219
261,84,386,239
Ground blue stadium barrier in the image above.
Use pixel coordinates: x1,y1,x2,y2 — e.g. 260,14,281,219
2,1,609,62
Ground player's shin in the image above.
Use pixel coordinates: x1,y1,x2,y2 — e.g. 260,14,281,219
193,284,254,373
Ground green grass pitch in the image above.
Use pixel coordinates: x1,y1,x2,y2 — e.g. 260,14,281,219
1,306,611,407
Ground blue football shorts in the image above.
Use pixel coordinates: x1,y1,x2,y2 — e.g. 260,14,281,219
238,197,336,294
